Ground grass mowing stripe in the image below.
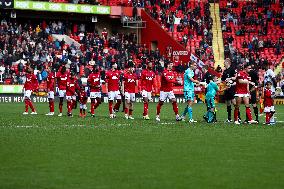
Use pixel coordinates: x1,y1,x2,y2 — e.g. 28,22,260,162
0,102,283,189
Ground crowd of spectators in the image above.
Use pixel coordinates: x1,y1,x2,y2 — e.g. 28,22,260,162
0,17,184,86
220,0,284,62
144,0,215,78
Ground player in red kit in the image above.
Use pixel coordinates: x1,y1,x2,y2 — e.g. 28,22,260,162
56,66,69,117
263,81,276,125
66,72,79,117
140,62,155,120
105,63,122,118
45,67,55,116
23,67,38,115
88,65,102,117
234,64,258,124
156,62,182,122
79,86,88,118
122,64,138,120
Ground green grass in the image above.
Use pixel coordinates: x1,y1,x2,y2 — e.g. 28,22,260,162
0,102,283,189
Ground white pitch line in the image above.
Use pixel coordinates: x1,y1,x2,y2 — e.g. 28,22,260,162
159,122,175,125
16,126,36,128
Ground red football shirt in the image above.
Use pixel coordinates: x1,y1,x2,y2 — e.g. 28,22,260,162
124,72,137,93
160,70,176,92
79,90,87,104
264,88,273,107
141,69,155,92
46,72,55,91
235,71,249,94
24,73,38,91
57,72,69,90
88,73,101,92
106,70,120,91
66,77,78,96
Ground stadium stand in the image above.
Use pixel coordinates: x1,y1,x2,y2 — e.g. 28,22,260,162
0,0,283,93
219,0,284,89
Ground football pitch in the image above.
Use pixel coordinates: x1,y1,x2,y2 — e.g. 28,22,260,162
0,102,283,189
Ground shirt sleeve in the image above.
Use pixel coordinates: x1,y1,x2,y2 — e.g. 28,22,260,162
213,82,219,91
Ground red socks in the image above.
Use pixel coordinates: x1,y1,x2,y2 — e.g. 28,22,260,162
49,100,54,112
24,99,29,112
124,107,128,114
266,113,271,124
109,101,113,114
143,102,148,116
28,100,35,112
245,107,252,121
67,101,72,114
172,102,179,115
91,102,95,114
25,99,35,112
114,99,121,111
129,109,133,116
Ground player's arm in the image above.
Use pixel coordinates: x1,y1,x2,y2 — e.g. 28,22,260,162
238,78,255,85
214,82,219,91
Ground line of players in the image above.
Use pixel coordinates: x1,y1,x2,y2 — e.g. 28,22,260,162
221,58,276,125
23,61,187,121
23,59,276,124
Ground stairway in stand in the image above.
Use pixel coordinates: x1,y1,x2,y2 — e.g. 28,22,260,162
274,58,284,75
210,3,224,69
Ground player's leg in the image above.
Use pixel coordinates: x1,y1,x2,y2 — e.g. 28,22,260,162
26,90,36,114
226,99,232,122
169,91,181,121
90,92,95,116
265,111,271,125
142,90,150,119
243,96,254,123
79,103,83,117
124,92,130,119
90,98,96,116
234,96,241,124
108,91,115,118
156,91,166,121
24,97,29,114
23,90,31,114
128,93,135,119
94,94,101,109
46,91,55,115
83,104,86,117
58,90,65,116
211,98,217,122
72,95,77,110
66,96,73,117
269,106,276,124
186,92,195,122
182,91,189,118
113,91,122,112
251,90,259,122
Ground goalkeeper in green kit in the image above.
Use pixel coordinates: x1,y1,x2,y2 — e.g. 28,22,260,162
204,74,219,123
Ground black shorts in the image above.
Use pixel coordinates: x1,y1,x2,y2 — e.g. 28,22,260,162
250,90,257,104
224,86,235,101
